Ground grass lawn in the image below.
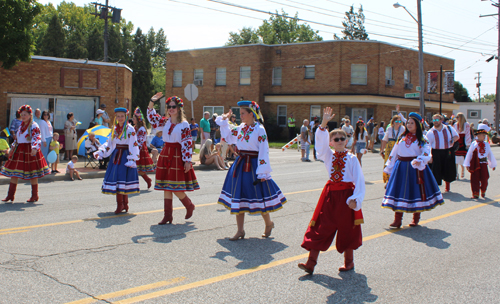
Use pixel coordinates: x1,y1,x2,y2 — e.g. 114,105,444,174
268,142,314,149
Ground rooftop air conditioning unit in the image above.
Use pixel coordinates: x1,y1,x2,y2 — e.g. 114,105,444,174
404,83,413,90
386,79,395,86
194,79,203,86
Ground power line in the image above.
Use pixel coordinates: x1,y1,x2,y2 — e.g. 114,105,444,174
441,27,496,56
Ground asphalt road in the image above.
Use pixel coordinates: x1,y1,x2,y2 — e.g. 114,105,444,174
1,148,500,304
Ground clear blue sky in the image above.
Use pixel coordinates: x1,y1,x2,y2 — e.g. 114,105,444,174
40,0,500,98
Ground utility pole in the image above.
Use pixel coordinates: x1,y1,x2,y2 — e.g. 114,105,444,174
417,0,425,116
90,2,122,62
475,72,482,102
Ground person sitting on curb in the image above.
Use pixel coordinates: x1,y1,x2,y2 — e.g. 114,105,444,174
67,155,82,181
150,130,164,165
199,139,227,170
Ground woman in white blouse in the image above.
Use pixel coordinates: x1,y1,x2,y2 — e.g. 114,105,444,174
216,101,287,241
453,113,472,179
38,111,53,159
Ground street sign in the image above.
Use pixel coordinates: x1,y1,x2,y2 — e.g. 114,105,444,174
405,92,420,98
416,86,421,92
184,84,199,119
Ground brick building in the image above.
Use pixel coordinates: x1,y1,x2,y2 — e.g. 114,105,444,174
165,40,457,137
0,55,132,134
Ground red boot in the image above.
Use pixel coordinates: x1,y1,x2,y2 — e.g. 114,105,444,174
338,249,354,272
298,249,319,274
114,194,124,214
389,212,403,228
445,182,450,193
123,195,129,212
142,174,152,189
26,184,39,203
158,199,173,225
180,196,195,219
409,212,421,227
2,183,17,203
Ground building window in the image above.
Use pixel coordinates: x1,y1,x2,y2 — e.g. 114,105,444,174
277,105,287,127
392,111,407,119
385,67,393,80
404,70,411,84
305,65,315,79
194,69,203,86
216,67,226,86
173,70,182,87
272,67,282,86
351,64,368,85
310,105,321,122
240,66,251,85
467,110,481,119
203,106,224,116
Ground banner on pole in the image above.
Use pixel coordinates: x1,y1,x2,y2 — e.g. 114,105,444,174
444,71,455,93
427,71,438,94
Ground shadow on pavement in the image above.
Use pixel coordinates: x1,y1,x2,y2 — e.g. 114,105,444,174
443,191,471,202
211,237,288,269
92,212,137,229
0,202,39,213
299,272,378,304
131,222,196,244
393,225,451,249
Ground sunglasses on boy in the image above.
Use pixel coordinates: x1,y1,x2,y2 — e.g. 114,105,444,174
432,119,440,122
167,105,177,109
333,137,346,142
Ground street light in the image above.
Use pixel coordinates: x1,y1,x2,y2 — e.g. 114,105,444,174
394,1,425,116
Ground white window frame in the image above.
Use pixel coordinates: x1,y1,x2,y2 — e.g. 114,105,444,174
173,70,182,87
203,106,224,116
404,70,411,84
277,105,287,127
305,65,315,79
240,66,251,85
194,69,204,81
385,66,393,80
272,67,282,86
351,64,368,85
310,105,321,122
467,110,481,120
216,67,226,86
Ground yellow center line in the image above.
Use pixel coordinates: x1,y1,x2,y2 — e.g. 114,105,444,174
0,229,30,236
110,198,500,304
66,277,186,304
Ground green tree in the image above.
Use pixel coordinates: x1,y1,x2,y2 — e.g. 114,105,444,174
334,5,369,40
108,24,123,61
33,3,57,55
41,14,66,57
131,28,153,109
66,28,87,59
482,93,496,103
154,28,169,68
454,81,472,103
87,25,104,60
121,21,134,67
147,27,156,55
151,28,169,93
226,10,322,46
0,0,42,69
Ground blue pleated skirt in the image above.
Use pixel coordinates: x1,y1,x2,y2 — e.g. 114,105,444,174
218,156,287,215
101,148,140,195
382,159,444,213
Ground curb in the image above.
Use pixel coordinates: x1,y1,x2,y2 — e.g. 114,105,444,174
0,171,156,185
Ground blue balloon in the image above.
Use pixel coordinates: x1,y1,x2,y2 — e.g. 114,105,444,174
47,150,57,164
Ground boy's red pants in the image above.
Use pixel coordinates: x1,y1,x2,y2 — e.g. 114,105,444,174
301,183,362,254
471,163,489,196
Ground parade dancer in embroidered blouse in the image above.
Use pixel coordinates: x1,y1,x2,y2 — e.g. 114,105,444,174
216,101,287,241
1,105,50,203
453,113,472,179
94,108,140,214
133,107,155,189
380,111,406,183
382,113,444,228
464,124,497,199
298,107,365,275
148,93,199,225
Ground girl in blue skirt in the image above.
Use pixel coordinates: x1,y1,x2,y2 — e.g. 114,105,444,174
216,101,287,241
94,108,140,214
382,112,444,228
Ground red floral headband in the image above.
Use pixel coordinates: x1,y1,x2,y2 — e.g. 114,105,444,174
166,96,183,107
18,105,33,115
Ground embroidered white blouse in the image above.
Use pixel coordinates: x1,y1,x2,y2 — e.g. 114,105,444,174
382,125,406,142
216,116,272,179
147,108,193,162
38,120,53,141
15,122,42,151
463,141,497,168
136,126,148,146
96,124,140,167
426,125,458,150
384,135,432,174
453,122,472,147
315,128,365,211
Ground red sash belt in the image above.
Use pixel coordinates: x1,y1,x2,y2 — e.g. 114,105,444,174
398,156,427,201
113,144,128,165
309,181,364,227
163,142,181,167
232,150,259,178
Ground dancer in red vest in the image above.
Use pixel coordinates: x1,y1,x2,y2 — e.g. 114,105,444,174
464,123,497,199
1,105,50,203
299,107,365,274
133,107,155,189
147,93,199,225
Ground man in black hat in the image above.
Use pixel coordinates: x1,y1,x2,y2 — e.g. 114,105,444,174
99,104,110,127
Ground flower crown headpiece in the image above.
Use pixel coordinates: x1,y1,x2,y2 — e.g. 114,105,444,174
357,120,364,125
167,96,183,108
18,105,33,115
134,107,144,122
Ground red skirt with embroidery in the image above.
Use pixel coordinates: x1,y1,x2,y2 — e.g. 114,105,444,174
155,142,200,192
0,143,50,180
136,142,155,173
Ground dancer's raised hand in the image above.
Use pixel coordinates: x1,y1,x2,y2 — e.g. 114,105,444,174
221,109,233,120
321,107,335,128
149,92,164,108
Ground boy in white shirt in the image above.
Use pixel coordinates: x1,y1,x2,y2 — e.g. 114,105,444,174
67,155,82,181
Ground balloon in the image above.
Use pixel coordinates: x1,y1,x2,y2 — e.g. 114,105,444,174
47,150,57,163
